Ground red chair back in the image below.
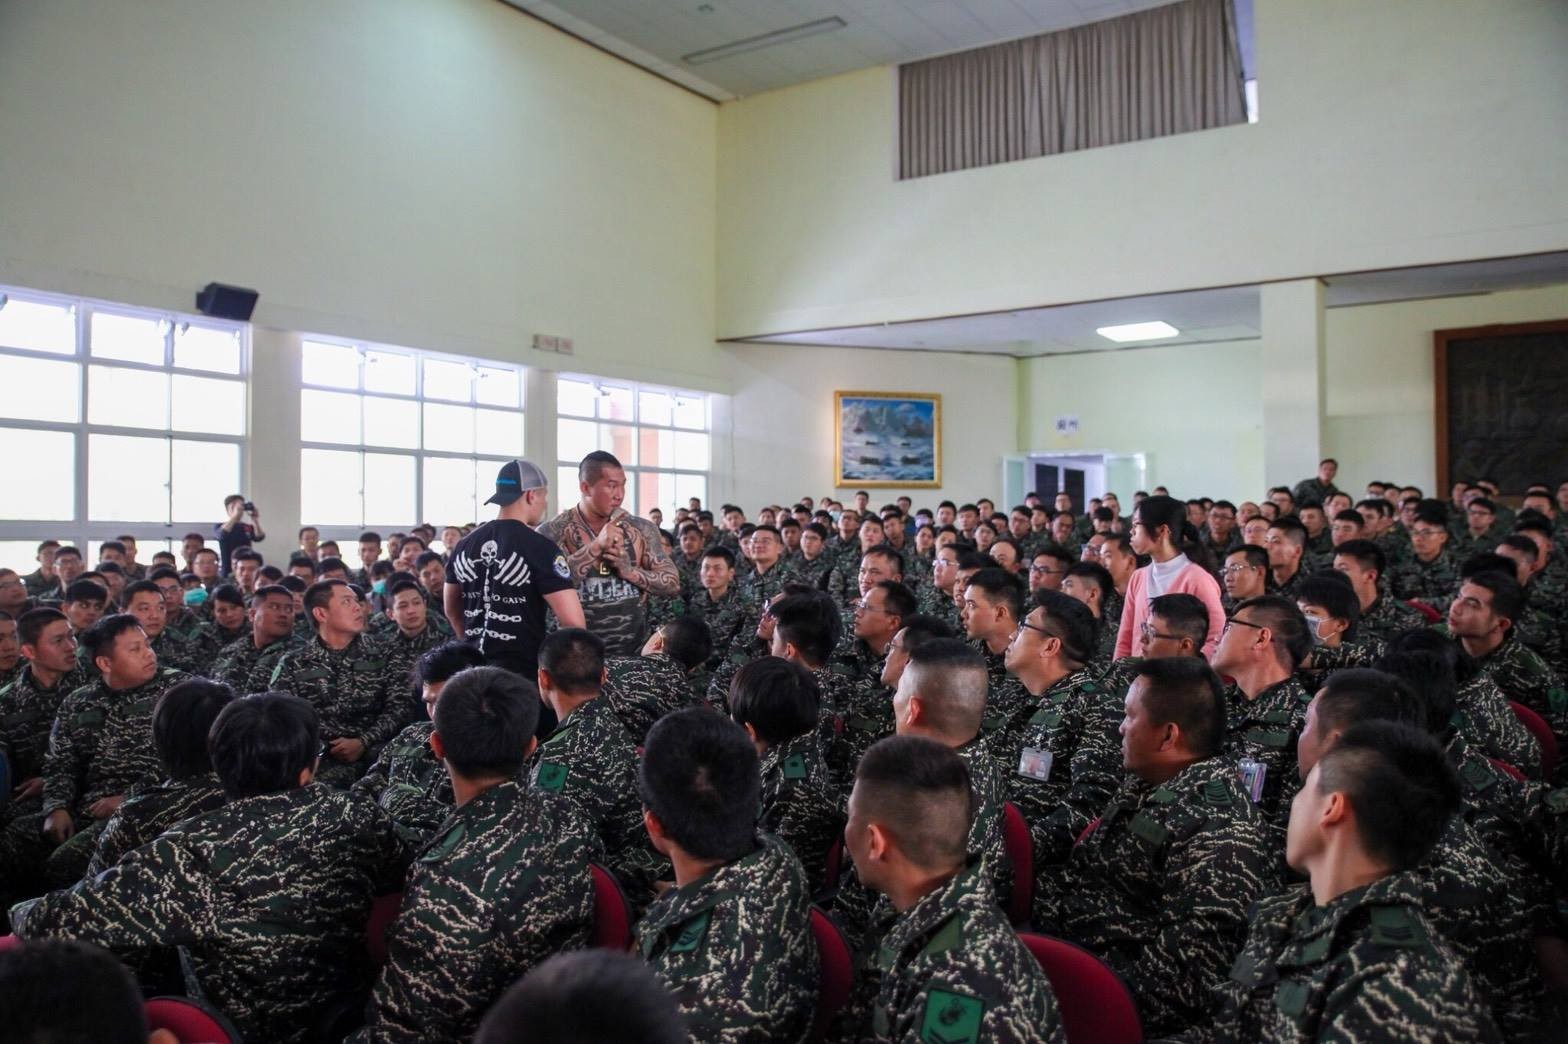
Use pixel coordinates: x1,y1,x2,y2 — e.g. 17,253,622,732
1019,932,1143,1044
1509,701,1559,781
144,996,242,1044
0,934,22,953
590,863,633,950
365,891,403,967
810,906,853,1039
1406,599,1442,624
1488,757,1527,782
1000,802,1033,926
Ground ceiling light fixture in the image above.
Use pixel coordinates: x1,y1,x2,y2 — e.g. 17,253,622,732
682,17,847,66
1095,321,1180,343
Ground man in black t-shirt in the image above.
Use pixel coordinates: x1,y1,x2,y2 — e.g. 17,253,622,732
445,460,586,680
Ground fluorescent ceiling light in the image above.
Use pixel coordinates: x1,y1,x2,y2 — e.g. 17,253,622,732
682,17,847,66
1096,321,1180,343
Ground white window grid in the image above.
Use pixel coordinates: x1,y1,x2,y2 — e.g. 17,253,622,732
555,374,710,519
298,336,526,534
0,283,249,560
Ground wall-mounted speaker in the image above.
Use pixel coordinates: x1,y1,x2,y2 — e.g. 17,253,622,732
195,282,259,321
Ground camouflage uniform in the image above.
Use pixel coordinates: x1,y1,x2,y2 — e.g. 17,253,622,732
211,632,299,694
539,508,681,656
11,783,409,1044
379,623,449,721
791,552,836,593
1389,547,1462,615
916,586,962,633
1224,676,1312,849
1000,668,1124,868
828,861,1064,1044
759,730,843,897
1040,756,1278,1036
189,621,245,672
268,634,405,786
827,548,863,608
163,607,206,643
1513,603,1565,677
1473,636,1567,775
738,559,799,606
0,664,87,885
84,772,226,878
1269,565,1306,602
1202,874,1501,1043
1102,591,1125,650
636,834,819,1043
828,637,892,789
684,586,758,668
1356,594,1427,642
350,721,452,846
604,652,701,743
1299,635,1387,675
1454,670,1542,780
528,695,663,906
148,627,201,674
674,552,705,599
976,642,1033,751
1291,477,1339,507
352,779,595,1044
21,569,55,599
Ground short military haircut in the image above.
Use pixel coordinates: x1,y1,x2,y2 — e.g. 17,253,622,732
803,522,828,540
433,666,540,778
658,615,714,673
579,450,624,485
1233,595,1312,669
1356,498,1393,517
1333,509,1364,526
371,560,396,581
1412,499,1449,527
898,614,955,653
639,707,760,862
1227,544,1269,574
1499,534,1540,561
902,637,988,741
475,949,687,1044
1514,513,1553,537
147,565,180,583
1133,656,1226,757
413,550,444,570
729,657,820,745
209,693,320,799
1148,592,1209,648
1461,570,1523,630
154,677,235,779
304,578,347,620
954,549,993,572
0,939,150,1044
860,544,903,574
539,628,606,697
232,548,263,565
1333,539,1386,577
210,582,245,608
853,735,973,872
35,539,61,553
770,590,841,667
1032,588,1098,665
317,556,349,575
1469,496,1496,514
416,641,487,687
1296,574,1361,638
18,606,68,648
872,579,918,619
83,613,141,663
252,583,292,605
1268,516,1308,547
387,578,423,602
751,523,781,542
279,574,309,594
1314,667,1425,737
1371,649,1459,737
1093,506,1116,523
54,546,82,561
192,548,218,563
358,531,382,544
1035,543,1075,568
1315,721,1460,871
701,544,737,569
99,539,127,556
965,567,1025,622
63,578,108,605
258,565,284,583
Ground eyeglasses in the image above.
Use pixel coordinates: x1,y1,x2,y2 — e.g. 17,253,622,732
849,599,892,615
1409,528,1445,539
1014,619,1057,640
1029,565,1065,575
1140,624,1184,642
1222,616,1267,636
1219,564,1257,577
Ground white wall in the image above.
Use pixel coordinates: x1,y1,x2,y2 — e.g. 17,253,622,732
722,345,1018,509
0,0,719,390
715,0,1568,337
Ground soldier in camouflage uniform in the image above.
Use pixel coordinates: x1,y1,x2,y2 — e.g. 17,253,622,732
1000,591,1123,869
736,524,799,605
829,736,1064,1044
1199,722,1500,1043
268,579,405,787
352,642,483,846
1331,539,1428,643
530,630,666,908
121,580,202,674
730,657,842,897
1210,596,1314,848
210,584,300,693
603,615,713,743
188,584,249,668
961,569,1035,744
790,522,837,592
918,545,964,633
1263,519,1310,602
1061,561,1120,666
635,708,819,1043
1038,658,1277,1037
1291,460,1340,509
354,667,595,1044
539,453,681,655
682,546,758,668
828,579,912,788
377,578,452,720
1389,503,1463,614
82,678,231,880
11,694,409,1044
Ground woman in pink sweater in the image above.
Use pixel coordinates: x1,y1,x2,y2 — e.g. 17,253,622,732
1114,495,1228,659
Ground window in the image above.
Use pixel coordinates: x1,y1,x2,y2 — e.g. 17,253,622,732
556,376,709,517
0,284,247,562
298,338,524,530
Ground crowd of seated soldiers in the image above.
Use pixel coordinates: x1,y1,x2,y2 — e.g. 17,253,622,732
2,459,1568,1042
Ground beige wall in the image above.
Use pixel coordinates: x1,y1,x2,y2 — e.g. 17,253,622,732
716,0,1568,338
0,0,719,389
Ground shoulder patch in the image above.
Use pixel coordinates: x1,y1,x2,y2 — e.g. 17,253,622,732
1367,904,1428,948
1080,681,1098,694
420,823,467,863
1550,687,1568,714
1201,779,1234,807
782,753,808,780
553,554,571,580
920,987,986,1044
535,760,569,792
1129,812,1172,848
669,909,711,955
1459,758,1496,793
1545,788,1568,815
921,913,964,957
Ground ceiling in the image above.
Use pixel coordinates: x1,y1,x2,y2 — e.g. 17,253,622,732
503,0,1186,101
726,251,1568,357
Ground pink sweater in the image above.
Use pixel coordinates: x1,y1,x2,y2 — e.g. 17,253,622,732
1114,559,1228,660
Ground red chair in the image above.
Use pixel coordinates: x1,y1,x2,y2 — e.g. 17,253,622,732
1509,701,1559,781
810,906,853,1040
144,996,243,1044
365,891,403,967
822,836,844,894
1000,802,1033,926
1406,600,1442,624
590,863,633,950
1489,757,1527,782
1018,933,1143,1044
0,934,22,952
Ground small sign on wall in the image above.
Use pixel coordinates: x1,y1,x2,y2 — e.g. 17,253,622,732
1054,415,1080,436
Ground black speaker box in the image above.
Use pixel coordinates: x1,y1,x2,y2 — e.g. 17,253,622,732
195,282,259,321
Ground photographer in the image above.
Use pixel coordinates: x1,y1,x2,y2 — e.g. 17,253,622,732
217,494,266,576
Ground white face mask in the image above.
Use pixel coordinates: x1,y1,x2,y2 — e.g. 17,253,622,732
1303,612,1331,645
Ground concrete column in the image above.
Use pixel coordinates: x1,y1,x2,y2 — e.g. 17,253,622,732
1259,279,1326,486
524,367,560,514
245,327,302,555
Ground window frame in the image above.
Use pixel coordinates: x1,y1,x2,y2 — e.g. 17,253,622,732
555,373,711,518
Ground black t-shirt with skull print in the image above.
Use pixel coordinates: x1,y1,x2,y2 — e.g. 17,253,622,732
445,518,574,676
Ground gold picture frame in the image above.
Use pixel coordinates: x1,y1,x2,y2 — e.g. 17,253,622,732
834,391,942,489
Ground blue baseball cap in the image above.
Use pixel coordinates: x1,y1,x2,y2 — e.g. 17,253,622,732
486,459,549,506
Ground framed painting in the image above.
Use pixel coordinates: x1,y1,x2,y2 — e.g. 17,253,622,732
834,391,942,488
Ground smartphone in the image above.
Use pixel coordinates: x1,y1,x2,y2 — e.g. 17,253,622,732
243,501,256,512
